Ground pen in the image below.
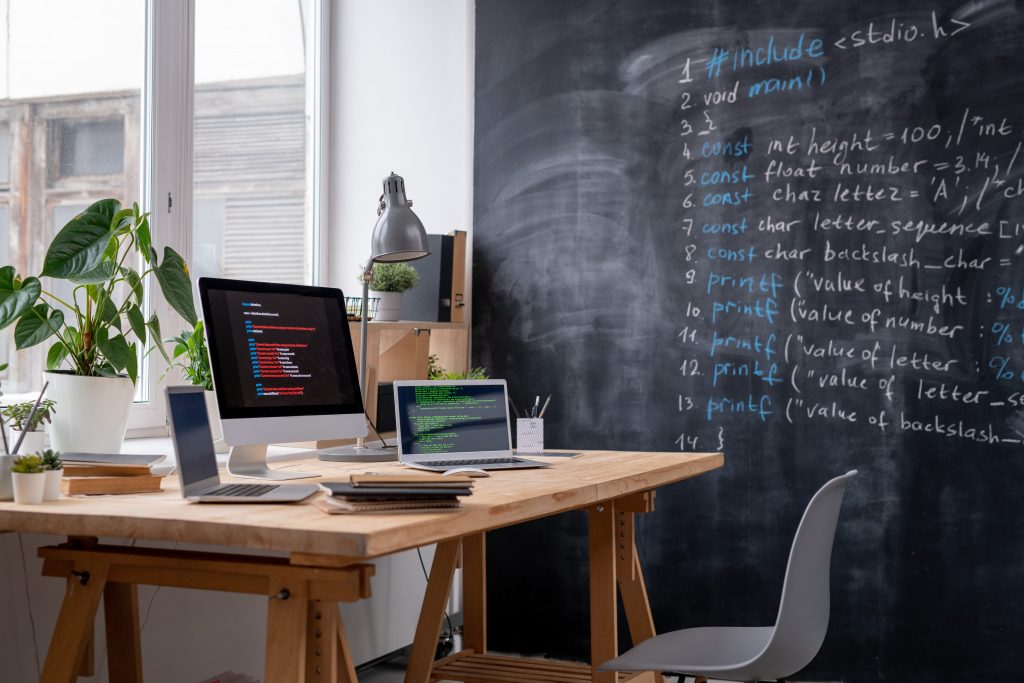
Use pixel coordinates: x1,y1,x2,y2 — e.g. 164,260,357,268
508,397,522,419
531,395,540,418
538,395,551,418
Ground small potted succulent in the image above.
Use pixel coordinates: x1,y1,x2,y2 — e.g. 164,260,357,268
367,262,419,321
11,453,46,504
166,320,227,452
2,398,56,455
40,449,63,501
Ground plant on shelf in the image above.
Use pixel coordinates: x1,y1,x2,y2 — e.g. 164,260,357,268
427,354,489,380
368,262,419,293
39,448,63,500
0,198,197,453
11,454,44,474
40,449,63,472
0,199,196,379
10,452,46,504
367,262,420,322
2,399,57,432
167,320,213,391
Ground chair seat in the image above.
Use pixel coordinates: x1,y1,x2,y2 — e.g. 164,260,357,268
599,625,774,676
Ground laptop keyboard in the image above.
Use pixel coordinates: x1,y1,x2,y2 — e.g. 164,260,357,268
205,484,279,497
417,458,520,467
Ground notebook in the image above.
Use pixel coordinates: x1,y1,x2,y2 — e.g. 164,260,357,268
393,379,549,472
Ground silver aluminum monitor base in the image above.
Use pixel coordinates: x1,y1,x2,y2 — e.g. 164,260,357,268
318,444,397,463
227,444,320,480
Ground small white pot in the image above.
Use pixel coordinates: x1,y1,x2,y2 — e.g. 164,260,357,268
45,371,135,454
43,469,63,501
12,472,46,505
9,428,47,455
204,389,230,454
371,291,403,321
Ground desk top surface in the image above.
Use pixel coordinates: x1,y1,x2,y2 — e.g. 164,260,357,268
0,450,723,559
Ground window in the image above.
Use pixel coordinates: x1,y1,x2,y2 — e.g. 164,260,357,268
0,0,143,397
0,0,328,431
191,0,318,287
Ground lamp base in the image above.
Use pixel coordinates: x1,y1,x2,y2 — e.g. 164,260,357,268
318,445,398,463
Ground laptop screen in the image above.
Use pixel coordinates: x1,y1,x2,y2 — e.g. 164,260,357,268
395,382,511,455
167,389,219,486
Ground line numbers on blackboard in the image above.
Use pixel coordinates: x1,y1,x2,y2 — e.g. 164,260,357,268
677,58,693,84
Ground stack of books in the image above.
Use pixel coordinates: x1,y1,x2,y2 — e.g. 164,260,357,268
314,472,475,514
61,452,168,495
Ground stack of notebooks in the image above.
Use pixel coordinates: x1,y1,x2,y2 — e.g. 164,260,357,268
314,472,475,514
61,452,168,495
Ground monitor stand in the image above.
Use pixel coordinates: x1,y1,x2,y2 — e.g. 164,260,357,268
318,437,397,463
227,444,320,480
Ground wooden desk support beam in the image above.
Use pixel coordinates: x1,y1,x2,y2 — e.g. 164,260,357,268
36,543,375,683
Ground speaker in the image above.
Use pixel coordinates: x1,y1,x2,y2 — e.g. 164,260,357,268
375,382,396,433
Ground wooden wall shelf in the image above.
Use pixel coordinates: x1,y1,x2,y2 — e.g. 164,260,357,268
348,320,470,428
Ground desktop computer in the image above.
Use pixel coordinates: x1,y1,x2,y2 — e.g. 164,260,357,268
199,277,368,480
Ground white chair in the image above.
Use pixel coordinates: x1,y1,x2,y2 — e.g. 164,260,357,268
600,470,858,683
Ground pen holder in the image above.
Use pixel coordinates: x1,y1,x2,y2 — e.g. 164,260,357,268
516,418,544,454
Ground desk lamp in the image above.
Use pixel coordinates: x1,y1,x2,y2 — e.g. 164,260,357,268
320,172,430,462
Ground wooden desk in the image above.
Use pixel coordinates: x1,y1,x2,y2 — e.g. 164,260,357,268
0,449,723,683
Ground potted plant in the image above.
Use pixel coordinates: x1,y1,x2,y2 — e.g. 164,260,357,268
40,449,63,501
11,454,46,504
367,262,419,321
167,320,227,452
0,199,196,453
2,398,56,454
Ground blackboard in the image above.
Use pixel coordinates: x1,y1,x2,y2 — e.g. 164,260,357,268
472,1,1024,680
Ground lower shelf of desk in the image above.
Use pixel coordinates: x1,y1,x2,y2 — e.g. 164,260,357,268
431,651,654,682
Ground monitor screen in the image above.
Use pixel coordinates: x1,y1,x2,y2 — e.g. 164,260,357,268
396,382,511,455
199,278,363,421
166,388,218,486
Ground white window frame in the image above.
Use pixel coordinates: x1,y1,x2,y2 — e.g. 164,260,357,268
127,0,329,435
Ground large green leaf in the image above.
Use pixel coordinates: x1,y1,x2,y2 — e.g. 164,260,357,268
154,247,197,325
42,199,122,278
96,331,133,371
136,216,152,263
121,267,143,305
14,304,64,349
69,257,117,285
125,342,138,384
0,269,42,329
147,314,171,364
126,303,146,345
46,341,69,370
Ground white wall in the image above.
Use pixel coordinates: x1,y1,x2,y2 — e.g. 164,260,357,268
0,1,475,679
327,0,474,288
328,0,475,663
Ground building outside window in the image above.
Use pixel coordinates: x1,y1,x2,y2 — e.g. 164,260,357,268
0,0,322,431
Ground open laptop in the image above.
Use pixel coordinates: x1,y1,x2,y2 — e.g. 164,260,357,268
166,386,318,502
393,379,549,471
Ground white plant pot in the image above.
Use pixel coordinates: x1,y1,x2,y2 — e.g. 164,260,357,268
8,428,47,455
372,291,403,321
12,472,46,504
204,389,230,454
44,371,135,454
43,469,63,501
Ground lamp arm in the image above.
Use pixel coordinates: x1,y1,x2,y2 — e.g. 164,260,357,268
357,260,374,449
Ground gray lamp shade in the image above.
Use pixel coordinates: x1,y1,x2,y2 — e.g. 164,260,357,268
371,173,431,262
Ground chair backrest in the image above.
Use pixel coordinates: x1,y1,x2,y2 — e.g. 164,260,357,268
755,470,858,679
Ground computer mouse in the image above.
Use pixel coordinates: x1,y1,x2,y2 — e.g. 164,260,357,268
443,467,490,477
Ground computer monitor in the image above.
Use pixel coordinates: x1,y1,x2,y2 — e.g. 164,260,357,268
199,277,367,480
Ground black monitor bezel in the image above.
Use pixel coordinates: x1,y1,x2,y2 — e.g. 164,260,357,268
198,276,364,420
